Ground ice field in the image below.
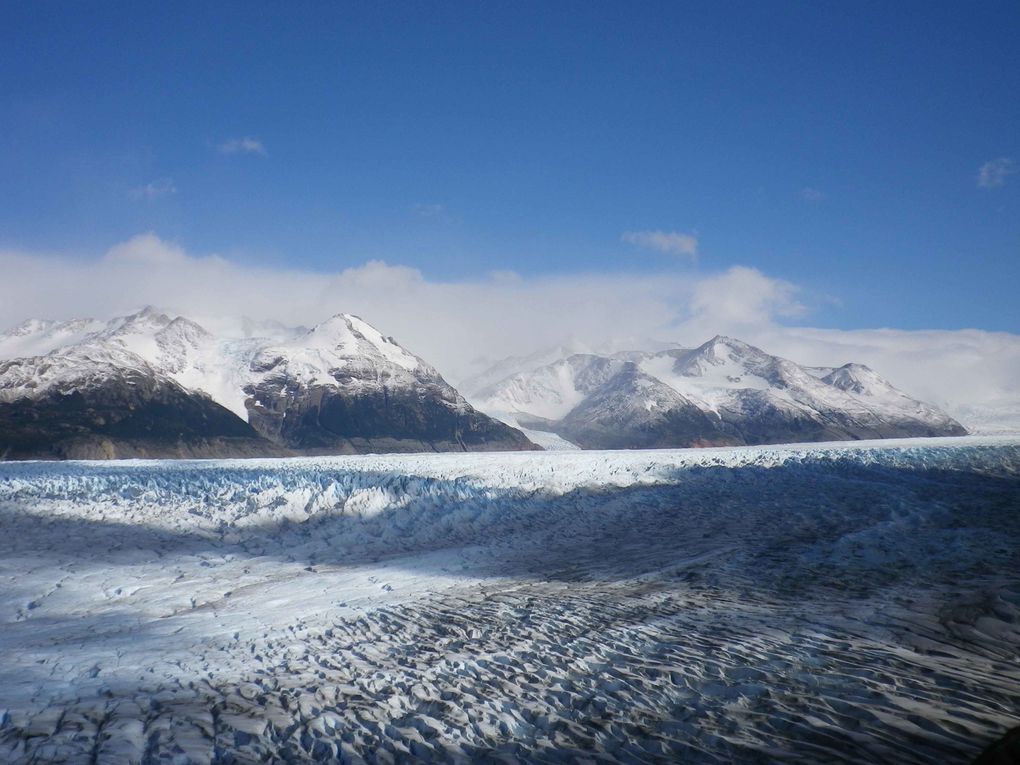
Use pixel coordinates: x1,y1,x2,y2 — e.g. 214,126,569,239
0,436,1018,763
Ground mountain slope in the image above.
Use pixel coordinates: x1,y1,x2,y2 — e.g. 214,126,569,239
555,363,741,449
0,350,277,459
470,336,967,449
241,314,536,453
0,309,537,458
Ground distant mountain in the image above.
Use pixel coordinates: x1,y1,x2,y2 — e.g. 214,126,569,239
465,336,967,449
0,309,537,459
457,336,686,396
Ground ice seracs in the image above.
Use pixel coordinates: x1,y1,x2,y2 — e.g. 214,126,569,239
0,436,1016,762
467,334,967,449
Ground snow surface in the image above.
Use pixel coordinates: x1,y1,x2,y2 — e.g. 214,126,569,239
515,426,581,450
0,436,1017,762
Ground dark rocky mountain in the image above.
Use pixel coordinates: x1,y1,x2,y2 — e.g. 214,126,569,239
0,360,278,460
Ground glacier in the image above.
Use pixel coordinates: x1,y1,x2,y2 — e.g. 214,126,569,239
0,436,1018,763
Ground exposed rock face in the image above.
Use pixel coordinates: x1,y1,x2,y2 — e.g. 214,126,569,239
468,336,967,450
0,366,278,460
0,310,537,459
245,383,533,454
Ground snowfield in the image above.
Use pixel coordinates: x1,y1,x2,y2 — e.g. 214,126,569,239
1,436,1018,763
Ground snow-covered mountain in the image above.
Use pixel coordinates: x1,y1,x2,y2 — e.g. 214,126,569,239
0,309,536,459
466,336,967,449
456,336,686,396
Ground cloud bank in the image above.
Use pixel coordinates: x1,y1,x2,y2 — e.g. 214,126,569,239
0,234,1017,431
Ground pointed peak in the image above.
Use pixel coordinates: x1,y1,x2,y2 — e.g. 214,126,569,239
313,313,352,328
131,305,164,318
313,313,402,346
694,335,759,358
301,315,355,346
117,305,172,327
307,313,386,344
838,362,874,374
826,362,880,381
822,363,892,394
313,312,369,330
706,334,753,348
338,313,383,335
269,312,424,374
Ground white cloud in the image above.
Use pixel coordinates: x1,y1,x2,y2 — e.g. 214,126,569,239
217,137,267,156
128,178,176,200
799,187,825,203
977,157,1016,188
0,234,1017,432
622,230,699,260
685,266,804,329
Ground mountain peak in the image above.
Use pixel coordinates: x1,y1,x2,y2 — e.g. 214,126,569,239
471,334,966,448
310,313,355,333
126,305,169,321
821,363,888,395
306,314,382,349
110,306,174,333
263,312,425,377
0,309,538,457
704,335,755,353
683,335,765,369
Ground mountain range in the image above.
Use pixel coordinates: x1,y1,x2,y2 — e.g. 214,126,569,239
0,310,966,459
464,336,967,449
0,309,535,459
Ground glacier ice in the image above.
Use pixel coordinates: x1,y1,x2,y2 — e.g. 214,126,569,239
0,435,1018,763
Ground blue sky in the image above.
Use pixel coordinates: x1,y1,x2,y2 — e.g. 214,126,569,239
2,1,1018,333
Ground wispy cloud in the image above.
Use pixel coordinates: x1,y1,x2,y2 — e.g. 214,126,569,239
977,157,1016,188
217,137,267,156
799,187,825,203
411,203,445,218
128,179,176,201
622,230,699,260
